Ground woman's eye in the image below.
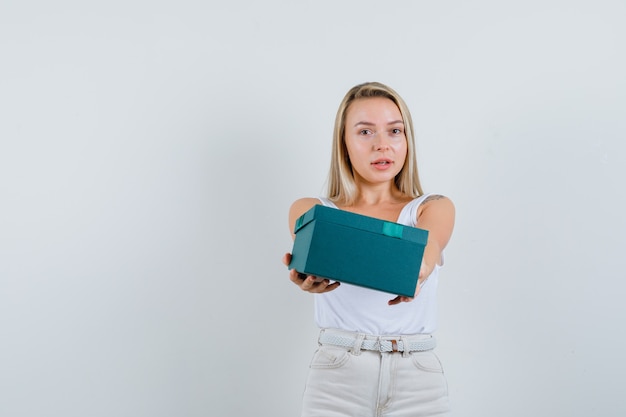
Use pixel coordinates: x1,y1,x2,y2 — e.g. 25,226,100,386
359,129,372,135
392,128,402,134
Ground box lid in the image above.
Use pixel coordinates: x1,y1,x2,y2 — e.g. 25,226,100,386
294,204,428,244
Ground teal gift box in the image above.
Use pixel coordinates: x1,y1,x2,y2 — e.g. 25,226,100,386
289,205,429,297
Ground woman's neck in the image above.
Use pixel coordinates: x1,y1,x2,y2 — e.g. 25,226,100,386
351,182,407,207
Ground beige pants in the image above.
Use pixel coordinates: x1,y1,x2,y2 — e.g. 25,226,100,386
301,331,451,417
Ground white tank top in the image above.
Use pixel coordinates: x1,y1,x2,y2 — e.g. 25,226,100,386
314,194,441,335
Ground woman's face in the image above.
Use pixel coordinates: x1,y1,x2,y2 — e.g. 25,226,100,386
344,97,407,186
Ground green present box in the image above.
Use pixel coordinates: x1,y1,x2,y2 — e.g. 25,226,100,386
289,204,428,297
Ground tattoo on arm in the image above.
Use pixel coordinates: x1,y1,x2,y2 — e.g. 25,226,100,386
422,194,446,204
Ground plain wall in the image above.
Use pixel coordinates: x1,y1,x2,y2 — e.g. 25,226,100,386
1,1,625,416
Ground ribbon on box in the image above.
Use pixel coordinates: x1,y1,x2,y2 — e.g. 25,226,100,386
382,221,403,239
295,215,305,231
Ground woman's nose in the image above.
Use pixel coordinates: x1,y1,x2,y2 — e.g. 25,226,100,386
374,139,390,151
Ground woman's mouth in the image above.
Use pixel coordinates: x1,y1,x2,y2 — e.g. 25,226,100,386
371,159,393,169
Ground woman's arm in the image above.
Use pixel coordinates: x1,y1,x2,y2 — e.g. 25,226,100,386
416,195,456,277
389,195,455,305
283,198,341,294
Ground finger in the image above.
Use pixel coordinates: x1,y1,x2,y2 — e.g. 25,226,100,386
301,275,322,291
322,281,341,292
282,253,292,266
303,277,341,293
289,269,305,285
310,279,340,293
388,296,413,305
388,296,402,305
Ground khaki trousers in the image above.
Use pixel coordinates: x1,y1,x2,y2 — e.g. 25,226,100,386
301,330,451,417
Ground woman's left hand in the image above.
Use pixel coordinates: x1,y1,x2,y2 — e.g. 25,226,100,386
388,261,430,305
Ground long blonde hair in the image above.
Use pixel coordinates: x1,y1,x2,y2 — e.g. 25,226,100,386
327,82,423,205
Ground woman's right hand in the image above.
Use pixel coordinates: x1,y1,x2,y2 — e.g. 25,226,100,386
282,253,341,294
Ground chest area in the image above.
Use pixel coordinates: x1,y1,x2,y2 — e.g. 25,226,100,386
338,202,411,224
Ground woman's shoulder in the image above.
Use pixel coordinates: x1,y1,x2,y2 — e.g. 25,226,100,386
420,193,454,206
416,194,455,222
289,197,321,216
288,198,321,236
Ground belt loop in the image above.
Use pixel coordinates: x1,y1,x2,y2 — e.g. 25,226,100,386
350,333,365,355
317,329,326,346
400,336,410,357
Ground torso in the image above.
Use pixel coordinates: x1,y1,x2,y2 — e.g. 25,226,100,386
312,194,441,335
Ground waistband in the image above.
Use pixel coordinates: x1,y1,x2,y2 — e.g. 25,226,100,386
318,328,436,354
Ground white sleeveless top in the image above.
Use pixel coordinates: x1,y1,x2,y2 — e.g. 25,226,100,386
314,194,441,335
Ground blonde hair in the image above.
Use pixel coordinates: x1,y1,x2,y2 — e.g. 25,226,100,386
327,82,423,205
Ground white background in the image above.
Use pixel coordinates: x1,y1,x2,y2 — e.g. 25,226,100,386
1,1,625,416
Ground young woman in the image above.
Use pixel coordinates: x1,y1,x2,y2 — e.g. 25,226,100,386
283,82,455,416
